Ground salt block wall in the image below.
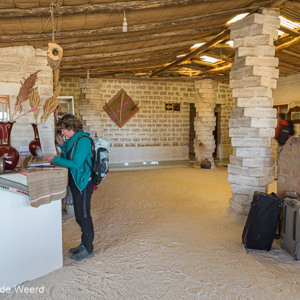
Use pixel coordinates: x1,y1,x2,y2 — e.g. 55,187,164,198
60,77,235,164
85,78,195,164
277,137,300,198
0,46,53,149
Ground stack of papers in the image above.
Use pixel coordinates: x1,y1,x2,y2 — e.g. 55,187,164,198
28,161,51,167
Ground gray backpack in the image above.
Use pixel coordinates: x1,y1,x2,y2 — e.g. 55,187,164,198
75,136,110,185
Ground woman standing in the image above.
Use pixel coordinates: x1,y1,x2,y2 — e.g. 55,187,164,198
45,114,95,261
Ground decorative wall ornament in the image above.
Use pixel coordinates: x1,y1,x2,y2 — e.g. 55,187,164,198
47,42,63,70
103,89,139,128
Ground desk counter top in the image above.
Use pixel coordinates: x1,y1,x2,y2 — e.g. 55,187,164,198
0,167,68,207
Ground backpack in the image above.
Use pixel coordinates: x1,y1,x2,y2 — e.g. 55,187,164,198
277,124,292,146
74,136,110,185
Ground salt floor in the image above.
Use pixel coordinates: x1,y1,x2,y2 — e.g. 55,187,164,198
2,167,300,300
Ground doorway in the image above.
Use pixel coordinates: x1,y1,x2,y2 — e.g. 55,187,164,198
189,103,196,161
213,104,221,159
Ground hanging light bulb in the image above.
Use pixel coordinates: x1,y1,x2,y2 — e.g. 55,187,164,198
123,11,128,32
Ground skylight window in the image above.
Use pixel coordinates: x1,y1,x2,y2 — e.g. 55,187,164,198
176,54,187,58
200,56,221,63
191,42,205,49
227,13,249,24
278,15,300,36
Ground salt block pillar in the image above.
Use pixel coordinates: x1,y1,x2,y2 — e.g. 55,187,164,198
228,8,280,214
194,79,216,168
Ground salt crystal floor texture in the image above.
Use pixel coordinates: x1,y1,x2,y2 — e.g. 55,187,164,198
2,167,300,300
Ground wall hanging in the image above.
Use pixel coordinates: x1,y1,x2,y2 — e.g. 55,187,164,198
103,89,139,128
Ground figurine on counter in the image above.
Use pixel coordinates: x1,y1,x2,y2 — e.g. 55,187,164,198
45,114,95,261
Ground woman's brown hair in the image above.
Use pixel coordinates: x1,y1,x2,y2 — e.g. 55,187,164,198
56,114,83,132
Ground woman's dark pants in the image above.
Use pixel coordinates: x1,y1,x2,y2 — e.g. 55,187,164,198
69,175,94,253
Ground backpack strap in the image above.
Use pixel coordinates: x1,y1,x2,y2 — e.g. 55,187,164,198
73,135,96,182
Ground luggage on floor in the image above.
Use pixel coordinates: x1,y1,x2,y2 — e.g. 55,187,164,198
242,191,283,251
281,198,300,259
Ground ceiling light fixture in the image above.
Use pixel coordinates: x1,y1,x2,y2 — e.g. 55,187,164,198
123,11,128,32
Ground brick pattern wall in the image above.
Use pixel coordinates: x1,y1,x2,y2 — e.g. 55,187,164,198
0,46,53,149
277,137,300,197
100,79,194,149
60,78,242,164
215,82,235,159
59,77,81,117
73,78,195,163
228,9,280,214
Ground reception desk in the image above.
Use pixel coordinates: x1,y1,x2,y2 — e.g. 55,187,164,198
0,167,68,289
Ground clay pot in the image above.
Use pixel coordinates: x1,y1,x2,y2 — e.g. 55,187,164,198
29,123,41,156
0,121,19,170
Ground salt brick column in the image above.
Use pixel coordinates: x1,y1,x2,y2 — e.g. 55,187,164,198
78,78,104,137
194,79,216,168
228,8,280,214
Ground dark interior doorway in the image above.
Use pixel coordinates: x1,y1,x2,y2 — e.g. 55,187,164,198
213,105,221,158
189,103,196,161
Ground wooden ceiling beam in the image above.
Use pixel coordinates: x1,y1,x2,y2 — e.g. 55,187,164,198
61,29,213,51
62,64,164,72
281,49,300,58
0,6,256,43
62,39,209,62
284,1,300,10
276,34,300,51
279,25,300,36
0,24,227,44
266,0,289,8
151,28,230,76
279,61,300,70
198,63,232,75
0,0,227,18
61,51,183,68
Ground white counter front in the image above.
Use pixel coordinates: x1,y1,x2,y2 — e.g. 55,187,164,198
0,189,63,289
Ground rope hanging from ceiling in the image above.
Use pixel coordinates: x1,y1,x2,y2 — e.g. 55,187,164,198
47,2,63,71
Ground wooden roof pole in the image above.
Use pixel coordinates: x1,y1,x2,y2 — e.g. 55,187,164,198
0,0,239,18
276,35,300,51
150,28,230,77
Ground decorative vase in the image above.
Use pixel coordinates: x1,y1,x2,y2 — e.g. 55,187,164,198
0,121,19,170
29,123,41,156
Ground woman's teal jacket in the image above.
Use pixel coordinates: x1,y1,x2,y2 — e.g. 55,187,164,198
53,130,93,191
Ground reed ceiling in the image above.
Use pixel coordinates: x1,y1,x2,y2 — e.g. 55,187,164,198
1,0,300,80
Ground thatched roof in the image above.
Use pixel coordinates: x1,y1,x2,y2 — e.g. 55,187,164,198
1,0,300,80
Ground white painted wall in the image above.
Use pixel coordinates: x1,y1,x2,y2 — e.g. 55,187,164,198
273,72,300,107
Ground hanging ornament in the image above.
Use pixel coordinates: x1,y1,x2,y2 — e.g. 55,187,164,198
122,11,128,32
47,43,63,70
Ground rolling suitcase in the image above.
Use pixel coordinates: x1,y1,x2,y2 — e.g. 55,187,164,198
242,191,283,251
281,198,300,259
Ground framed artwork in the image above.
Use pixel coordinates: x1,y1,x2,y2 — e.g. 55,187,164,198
288,106,300,124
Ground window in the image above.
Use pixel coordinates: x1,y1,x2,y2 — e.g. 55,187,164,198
57,96,74,115
0,95,9,121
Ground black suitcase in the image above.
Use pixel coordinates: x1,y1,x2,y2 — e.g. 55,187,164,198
242,191,283,251
281,198,300,259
